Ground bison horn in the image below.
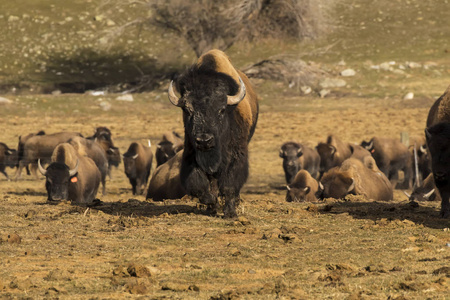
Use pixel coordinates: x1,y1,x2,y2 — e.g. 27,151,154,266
423,189,435,200
420,145,427,154
227,77,246,106
148,140,152,147
329,145,336,155
286,185,291,191
69,160,79,177
132,154,139,159
168,81,182,107
403,191,411,199
38,159,47,176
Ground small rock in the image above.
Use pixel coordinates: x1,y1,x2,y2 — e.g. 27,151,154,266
340,69,356,77
8,16,19,22
7,233,21,244
238,216,251,226
300,86,312,95
51,90,62,96
99,101,111,111
116,94,134,102
407,61,422,69
319,78,346,88
248,269,256,274
319,89,330,98
403,92,414,100
379,62,393,71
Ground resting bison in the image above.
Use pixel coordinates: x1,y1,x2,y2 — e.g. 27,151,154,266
405,173,439,202
167,49,259,217
320,157,393,200
279,142,320,183
155,131,184,166
38,143,101,204
361,137,412,189
0,142,17,180
123,141,153,195
146,150,186,201
14,131,82,180
286,170,322,202
316,135,352,177
68,136,109,195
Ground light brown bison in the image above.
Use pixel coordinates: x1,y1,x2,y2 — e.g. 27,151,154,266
146,150,186,201
155,131,184,166
279,141,320,183
38,143,101,204
316,135,352,177
349,144,372,162
320,157,393,201
286,169,322,202
0,142,17,180
167,49,259,217
123,141,153,195
17,130,46,176
14,131,82,180
361,137,412,189
68,136,109,195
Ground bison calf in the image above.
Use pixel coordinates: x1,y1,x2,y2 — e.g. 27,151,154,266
286,170,322,202
320,157,393,201
38,143,101,204
279,142,320,183
123,141,153,195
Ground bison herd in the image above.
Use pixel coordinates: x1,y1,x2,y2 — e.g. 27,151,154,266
0,49,450,219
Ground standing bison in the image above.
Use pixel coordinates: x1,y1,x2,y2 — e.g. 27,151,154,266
279,141,320,183
38,143,101,204
361,137,412,189
123,141,153,195
167,49,259,218
0,142,17,180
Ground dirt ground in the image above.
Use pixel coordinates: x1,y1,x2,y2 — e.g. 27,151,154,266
0,90,449,299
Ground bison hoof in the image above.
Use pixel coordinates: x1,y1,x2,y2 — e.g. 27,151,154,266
223,207,237,219
440,209,450,218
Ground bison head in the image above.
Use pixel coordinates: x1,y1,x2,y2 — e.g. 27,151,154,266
123,153,138,179
320,168,355,199
168,69,246,174
38,159,78,201
279,142,303,183
316,143,338,174
156,141,177,166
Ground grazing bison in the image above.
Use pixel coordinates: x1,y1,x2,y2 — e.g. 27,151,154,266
361,137,412,189
286,170,322,202
14,131,82,180
0,142,17,180
405,173,439,202
167,49,259,217
38,143,101,204
146,150,186,201
68,136,109,195
123,141,153,195
320,157,393,200
155,131,184,166
279,141,320,183
316,135,352,177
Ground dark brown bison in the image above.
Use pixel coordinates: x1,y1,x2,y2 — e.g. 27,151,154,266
405,173,439,202
68,136,109,195
316,135,352,177
87,126,112,141
38,143,101,204
92,132,121,176
146,150,186,201
320,157,393,200
361,137,412,189
167,49,259,218
123,141,153,195
279,141,320,183
286,170,322,202
0,142,17,180
17,130,45,176
155,131,184,166
408,135,431,187
14,131,82,180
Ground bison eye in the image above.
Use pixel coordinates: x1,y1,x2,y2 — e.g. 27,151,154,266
218,107,226,115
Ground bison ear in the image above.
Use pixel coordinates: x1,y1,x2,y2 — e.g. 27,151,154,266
279,149,285,158
168,81,182,107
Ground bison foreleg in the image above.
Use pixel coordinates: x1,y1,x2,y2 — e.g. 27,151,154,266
222,187,239,218
440,190,450,218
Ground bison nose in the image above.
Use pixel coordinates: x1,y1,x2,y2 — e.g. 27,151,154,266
195,134,214,150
